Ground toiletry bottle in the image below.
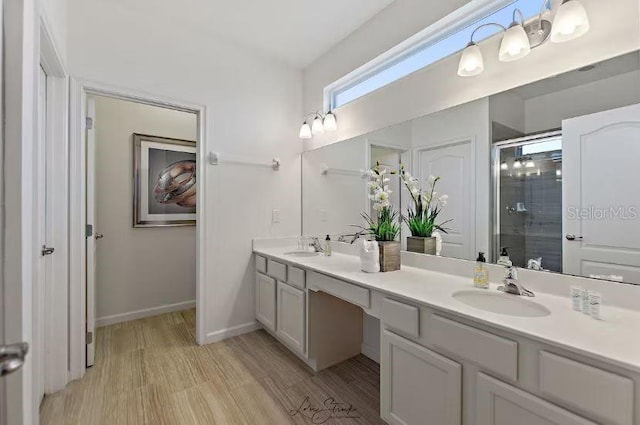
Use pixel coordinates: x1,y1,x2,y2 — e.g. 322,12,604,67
496,247,512,267
474,252,490,289
324,234,332,256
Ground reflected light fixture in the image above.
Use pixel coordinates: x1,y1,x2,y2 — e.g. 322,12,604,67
499,10,531,62
500,161,509,170
458,0,590,77
551,0,590,43
525,157,536,168
299,111,338,139
513,159,522,169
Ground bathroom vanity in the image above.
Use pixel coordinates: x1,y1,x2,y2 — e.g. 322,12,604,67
253,241,640,425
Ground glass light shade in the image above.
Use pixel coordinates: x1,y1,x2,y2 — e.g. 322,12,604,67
500,161,509,170
499,24,531,62
299,122,312,139
323,112,337,132
513,159,522,169
525,159,535,168
458,43,484,77
311,116,325,135
551,0,590,43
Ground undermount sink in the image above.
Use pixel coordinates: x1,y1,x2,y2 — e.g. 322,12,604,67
452,290,551,318
283,251,321,257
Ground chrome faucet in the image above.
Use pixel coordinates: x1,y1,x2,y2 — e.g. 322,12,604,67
497,266,535,297
310,237,324,253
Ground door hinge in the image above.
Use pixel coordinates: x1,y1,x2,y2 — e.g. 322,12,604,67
86,331,93,345
86,224,93,238
86,117,94,130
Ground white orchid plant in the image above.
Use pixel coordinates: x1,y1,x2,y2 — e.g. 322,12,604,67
400,164,452,238
360,162,400,242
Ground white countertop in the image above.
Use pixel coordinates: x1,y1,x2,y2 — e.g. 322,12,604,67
255,246,640,374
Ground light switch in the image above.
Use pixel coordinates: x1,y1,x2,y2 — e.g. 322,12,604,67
320,209,328,222
272,209,281,223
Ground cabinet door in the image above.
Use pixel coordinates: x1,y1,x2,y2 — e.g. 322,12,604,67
255,273,276,331
381,330,462,425
276,281,305,354
477,373,597,425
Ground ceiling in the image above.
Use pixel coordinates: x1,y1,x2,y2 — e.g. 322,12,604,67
107,0,395,68
511,51,640,100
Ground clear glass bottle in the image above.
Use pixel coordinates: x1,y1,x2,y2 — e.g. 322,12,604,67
474,252,490,289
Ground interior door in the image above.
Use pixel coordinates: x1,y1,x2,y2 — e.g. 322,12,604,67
415,141,474,260
86,97,97,366
563,103,640,284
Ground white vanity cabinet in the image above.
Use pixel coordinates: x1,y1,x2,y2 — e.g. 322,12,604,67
276,281,306,354
476,373,597,425
255,272,276,331
381,330,462,425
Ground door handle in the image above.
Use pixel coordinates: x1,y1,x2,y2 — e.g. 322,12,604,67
95,234,104,240
565,234,584,241
41,245,55,256
0,342,29,377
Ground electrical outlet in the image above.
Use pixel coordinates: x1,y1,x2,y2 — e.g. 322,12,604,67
320,209,328,222
272,209,281,223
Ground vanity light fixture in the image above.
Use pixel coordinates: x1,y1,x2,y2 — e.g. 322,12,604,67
458,0,590,77
299,111,338,140
550,0,590,43
513,159,523,169
500,161,509,170
525,157,536,168
499,10,531,62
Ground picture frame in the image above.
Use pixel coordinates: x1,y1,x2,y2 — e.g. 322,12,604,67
133,133,197,227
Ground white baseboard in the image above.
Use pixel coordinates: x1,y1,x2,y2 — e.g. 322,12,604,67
203,320,262,344
361,342,380,363
96,300,196,327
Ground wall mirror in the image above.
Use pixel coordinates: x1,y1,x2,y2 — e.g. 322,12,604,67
302,49,640,285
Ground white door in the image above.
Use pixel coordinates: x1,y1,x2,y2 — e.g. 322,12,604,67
381,330,462,425
476,373,596,425
86,98,97,366
255,273,277,331
276,282,305,354
34,65,52,406
414,141,474,260
563,103,640,284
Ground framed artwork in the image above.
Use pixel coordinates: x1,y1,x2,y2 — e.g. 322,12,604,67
133,133,196,227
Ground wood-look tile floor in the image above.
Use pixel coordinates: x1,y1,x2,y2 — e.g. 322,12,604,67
40,310,386,425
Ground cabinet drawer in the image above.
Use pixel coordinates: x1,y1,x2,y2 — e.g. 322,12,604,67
539,351,634,425
267,259,287,282
255,255,267,273
381,298,419,338
287,266,306,289
307,271,370,309
432,315,518,381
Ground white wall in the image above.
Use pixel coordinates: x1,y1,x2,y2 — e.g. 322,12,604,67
303,0,640,150
93,96,197,324
40,0,67,65
68,0,302,341
524,70,640,133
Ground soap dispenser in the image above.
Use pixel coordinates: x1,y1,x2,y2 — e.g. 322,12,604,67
496,247,513,267
474,252,489,289
324,234,332,256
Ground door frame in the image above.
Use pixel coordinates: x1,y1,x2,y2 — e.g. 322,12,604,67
68,79,208,380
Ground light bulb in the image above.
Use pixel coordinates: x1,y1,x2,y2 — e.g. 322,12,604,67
458,43,484,77
299,122,312,139
500,161,509,170
551,0,590,43
513,159,522,169
499,24,531,62
311,116,324,135
525,158,535,168
323,111,337,132
556,169,562,177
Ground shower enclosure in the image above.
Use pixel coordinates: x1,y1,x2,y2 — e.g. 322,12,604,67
493,132,563,273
